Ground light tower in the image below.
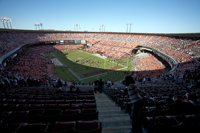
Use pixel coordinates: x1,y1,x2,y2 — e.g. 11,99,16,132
100,25,105,32
129,23,132,33
40,23,43,30
0,17,6,28
8,18,12,29
5,18,9,29
126,23,132,33
0,17,12,29
35,23,38,30
34,22,43,30
126,24,129,32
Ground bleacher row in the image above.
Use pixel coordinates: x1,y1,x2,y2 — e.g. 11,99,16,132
0,87,102,133
5,45,56,82
133,53,166,79
1,31,200,79
103,82,200,133
85,40,135,59
54,44,85,51
1,31,200,58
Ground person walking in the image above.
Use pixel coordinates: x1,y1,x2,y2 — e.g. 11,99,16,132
127,84,144,133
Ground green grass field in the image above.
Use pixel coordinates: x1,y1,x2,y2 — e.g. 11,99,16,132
47,50,133,83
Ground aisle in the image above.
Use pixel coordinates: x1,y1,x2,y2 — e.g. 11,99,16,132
95,93,132,133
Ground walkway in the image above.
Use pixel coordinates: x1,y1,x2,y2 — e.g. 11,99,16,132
95,92,132,133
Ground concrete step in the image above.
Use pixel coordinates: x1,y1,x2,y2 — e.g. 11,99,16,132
99,110,127,115
95,92,132,133
101,119,131,128
102,126,131,133
99,115,130,121
97,106,122,111
99,112,129,116
97,102,117,107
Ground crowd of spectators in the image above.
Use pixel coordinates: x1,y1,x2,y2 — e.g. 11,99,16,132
0,45,57,89
0,30,200,87
1,31,200,60
1,30,200,133
103,74,200,133
133,52,166,79
54,43,85,51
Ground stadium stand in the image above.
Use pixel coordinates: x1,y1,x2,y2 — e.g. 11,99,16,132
0,29,200,133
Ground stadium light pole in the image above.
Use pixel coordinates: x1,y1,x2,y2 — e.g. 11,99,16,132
1,17,13,29
100,25,105,32
34,23,37,30
1,17,6,29
126,23,132,33
38,24,41,30
2,17,8,29
5,17,10,29
102,25,105,32
40,23,43,30
8,18,12,29
76,24,78,31
34,22,43,30
129,23,132,33
79,24,81,31
0,17,6,28
99,25,101,32
126,24,128,32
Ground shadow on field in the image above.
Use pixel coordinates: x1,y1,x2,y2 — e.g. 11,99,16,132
3,42,199,83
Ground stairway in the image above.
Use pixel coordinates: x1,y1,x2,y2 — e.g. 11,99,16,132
95,92,132,133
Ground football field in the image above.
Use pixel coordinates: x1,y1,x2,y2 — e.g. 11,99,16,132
48,50,133,83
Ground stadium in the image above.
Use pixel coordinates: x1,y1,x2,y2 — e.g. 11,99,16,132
1,0,200,133
1,29,200,133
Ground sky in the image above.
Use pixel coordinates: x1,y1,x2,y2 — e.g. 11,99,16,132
0,0,200,33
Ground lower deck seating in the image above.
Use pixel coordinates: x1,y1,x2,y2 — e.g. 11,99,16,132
0,87,102,133
103,83,200,133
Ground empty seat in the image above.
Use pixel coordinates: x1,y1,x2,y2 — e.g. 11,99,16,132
74,120,102,133
59,109,80,121
44,104,58,109
16,123,47,133
27,109,44,123
5,111,28,123
46,121,75,133
43,109,62,122
79,108,98,120
30,104,44,109
58,103,70,110
0,122,20,133
145,115,183,133
81,103,96,109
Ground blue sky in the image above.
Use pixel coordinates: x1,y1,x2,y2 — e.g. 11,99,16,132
0,0,200,33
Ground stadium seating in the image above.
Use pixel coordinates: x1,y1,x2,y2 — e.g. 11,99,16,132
1,30,200,133
0,86,101,133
